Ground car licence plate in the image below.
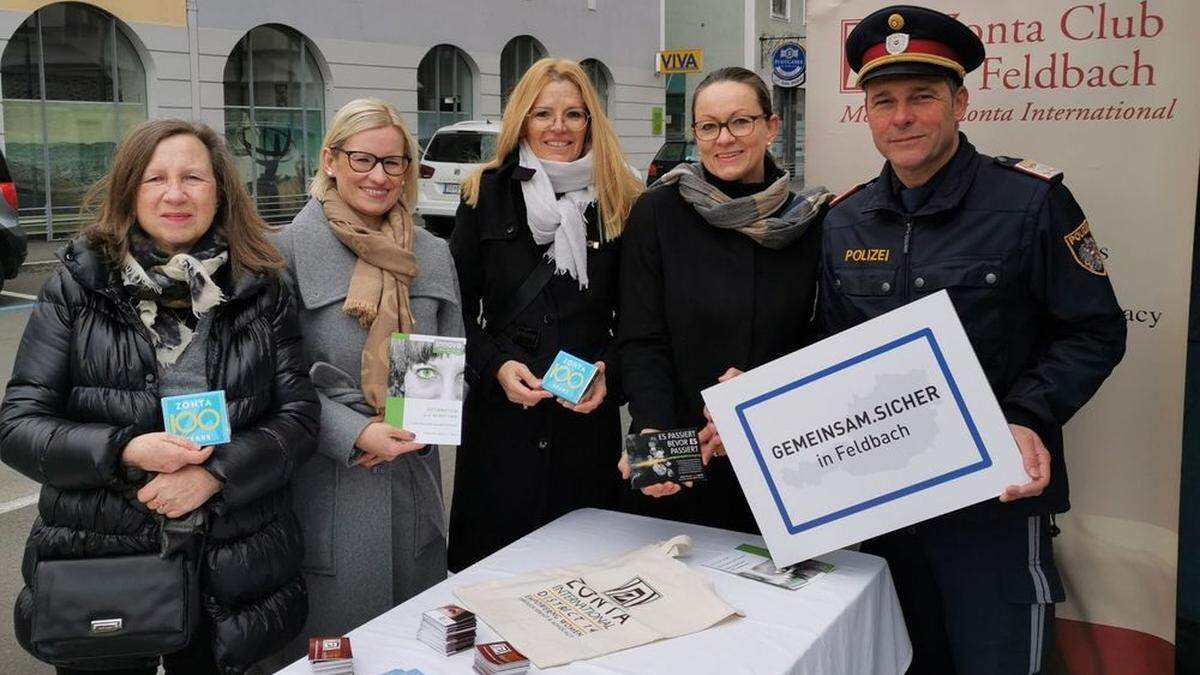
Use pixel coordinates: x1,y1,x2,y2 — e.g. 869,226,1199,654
442,182,460,195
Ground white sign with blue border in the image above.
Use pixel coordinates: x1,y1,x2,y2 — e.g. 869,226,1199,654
702,292,1026,567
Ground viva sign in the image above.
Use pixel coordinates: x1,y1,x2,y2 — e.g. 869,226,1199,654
657,49,703,74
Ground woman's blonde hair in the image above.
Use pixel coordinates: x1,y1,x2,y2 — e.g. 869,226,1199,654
462,57,641,240
311,97,420,212
81,118,282,274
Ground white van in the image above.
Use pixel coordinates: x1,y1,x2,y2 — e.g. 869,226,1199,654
416,120,500,236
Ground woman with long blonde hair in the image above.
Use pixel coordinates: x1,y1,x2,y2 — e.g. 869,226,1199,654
449,57,641,570
272,97,464,656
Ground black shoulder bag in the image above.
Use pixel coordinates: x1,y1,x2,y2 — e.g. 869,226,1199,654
29,511,206,666
485,258,556,339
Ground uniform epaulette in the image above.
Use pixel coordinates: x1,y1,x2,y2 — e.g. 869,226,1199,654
994,156,1063,182
829,181,870,207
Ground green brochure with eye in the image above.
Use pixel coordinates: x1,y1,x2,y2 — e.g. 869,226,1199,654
384,333,467,445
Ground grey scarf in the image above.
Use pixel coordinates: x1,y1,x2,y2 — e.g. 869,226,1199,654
653,162,832,249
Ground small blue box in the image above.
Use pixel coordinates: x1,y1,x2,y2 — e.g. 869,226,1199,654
541,351,599,404
161,390,232,446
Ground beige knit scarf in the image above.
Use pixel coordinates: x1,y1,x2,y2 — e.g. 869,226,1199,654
317,186,419,413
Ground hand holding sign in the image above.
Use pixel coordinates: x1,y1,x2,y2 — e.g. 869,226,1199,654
1000,424,1051,502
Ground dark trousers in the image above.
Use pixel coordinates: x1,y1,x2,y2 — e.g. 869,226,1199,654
863,513,1063,675
55,622,219,675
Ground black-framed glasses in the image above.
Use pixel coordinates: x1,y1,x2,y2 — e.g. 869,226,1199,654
526,107,591,131
331,148,411,176
691,114,769,141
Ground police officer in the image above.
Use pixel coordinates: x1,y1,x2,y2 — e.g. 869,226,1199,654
824,5,1127,674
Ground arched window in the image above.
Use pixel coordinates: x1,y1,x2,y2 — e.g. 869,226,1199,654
417,44,474,149
1,2,147,237
580,58,612,114
223,24,324,224
500,35,545,109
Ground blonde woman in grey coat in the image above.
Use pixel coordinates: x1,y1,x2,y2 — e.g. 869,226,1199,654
271,98,464,660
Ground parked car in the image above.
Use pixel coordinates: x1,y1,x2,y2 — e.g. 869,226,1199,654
0,148,25,294
417,120,500,237
644,139,696,186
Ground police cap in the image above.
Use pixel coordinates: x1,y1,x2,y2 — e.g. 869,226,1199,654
845,5,985,86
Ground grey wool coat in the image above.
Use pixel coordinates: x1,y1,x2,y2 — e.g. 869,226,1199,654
273,199,464,654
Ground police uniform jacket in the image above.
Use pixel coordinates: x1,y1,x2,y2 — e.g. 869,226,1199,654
447,151,623,571
821,134,1126,520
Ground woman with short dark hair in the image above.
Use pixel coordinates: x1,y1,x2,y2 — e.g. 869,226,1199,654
0,118,318,673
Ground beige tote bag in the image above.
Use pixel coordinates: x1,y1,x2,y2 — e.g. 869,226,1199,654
454,536,742,668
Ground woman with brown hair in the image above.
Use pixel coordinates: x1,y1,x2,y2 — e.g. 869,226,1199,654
448,57,642,570
273,97,464,653
0,119,318,673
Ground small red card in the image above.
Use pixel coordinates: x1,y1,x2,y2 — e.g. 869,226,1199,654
308,636,353,661
476,641,527,665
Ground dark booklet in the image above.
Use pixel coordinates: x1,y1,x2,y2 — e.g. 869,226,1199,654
625,429,706,489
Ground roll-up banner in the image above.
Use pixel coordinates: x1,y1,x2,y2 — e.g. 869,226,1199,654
804,1,1199,672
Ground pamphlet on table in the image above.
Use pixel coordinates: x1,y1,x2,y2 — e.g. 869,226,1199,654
703,543,835,590
702,291,1028,568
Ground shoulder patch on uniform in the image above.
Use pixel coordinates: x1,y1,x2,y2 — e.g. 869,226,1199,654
1064,220,1106,276
829,182,868,207
995,156,1063,182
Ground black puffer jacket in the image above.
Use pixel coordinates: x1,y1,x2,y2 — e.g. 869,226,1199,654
0,236,319,673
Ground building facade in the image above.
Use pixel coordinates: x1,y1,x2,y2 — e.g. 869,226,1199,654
663,0,807,178
0,0,662,236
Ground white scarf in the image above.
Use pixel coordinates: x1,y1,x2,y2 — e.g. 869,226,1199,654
519,140,596,288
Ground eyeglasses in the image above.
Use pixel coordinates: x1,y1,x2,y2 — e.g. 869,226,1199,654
526,108,591,131
331,148,411,176
691,114,769,141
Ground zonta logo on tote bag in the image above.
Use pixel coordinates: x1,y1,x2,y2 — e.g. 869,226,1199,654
455,536,741,668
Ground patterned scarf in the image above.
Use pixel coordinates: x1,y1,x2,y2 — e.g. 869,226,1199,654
120,226,228,367
653,162,833,249
316,184,419,414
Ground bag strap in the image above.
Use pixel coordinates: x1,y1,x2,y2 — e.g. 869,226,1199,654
159,508,208,562
486,258,555,335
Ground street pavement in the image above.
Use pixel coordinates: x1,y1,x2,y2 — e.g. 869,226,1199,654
1,237,57,673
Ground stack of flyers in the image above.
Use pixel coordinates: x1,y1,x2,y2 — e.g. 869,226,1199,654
307,637,354,674
417,604,476,656
472,642,529,675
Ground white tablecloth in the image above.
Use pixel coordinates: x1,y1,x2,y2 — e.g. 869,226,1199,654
279,508,911,674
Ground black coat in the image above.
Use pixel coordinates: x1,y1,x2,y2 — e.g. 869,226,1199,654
447,153,623,571
0,236,319,673
618,177,822,533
